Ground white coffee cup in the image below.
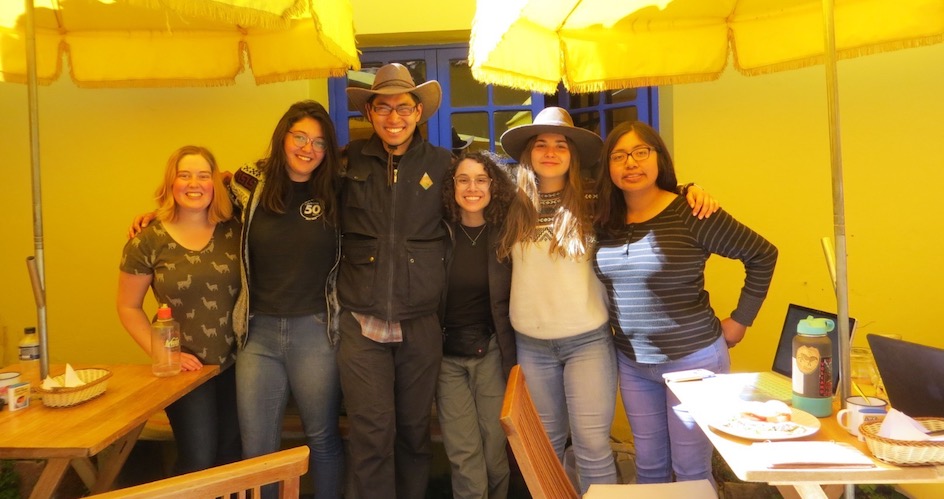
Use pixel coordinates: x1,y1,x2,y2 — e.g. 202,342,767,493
836,396,888,437
0,372,22,404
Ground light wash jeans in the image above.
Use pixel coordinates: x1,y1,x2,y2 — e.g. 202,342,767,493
236,313,343,499
515,324,617,493
618,334,730,485
436,335,510,499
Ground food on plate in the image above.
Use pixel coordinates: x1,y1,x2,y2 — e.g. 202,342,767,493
739,400,792,423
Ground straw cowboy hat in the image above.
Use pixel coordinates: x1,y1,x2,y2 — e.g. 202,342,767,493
347,63,442,124
500,107,602,167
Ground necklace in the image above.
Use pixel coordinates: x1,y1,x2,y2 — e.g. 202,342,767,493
459,223,487,246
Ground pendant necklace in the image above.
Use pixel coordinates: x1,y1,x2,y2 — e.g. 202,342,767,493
459,223,487,246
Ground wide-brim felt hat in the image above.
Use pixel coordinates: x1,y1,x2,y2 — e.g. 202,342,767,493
347,63,442,124
500,107,602,167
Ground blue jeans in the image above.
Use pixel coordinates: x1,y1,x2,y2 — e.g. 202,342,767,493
515,324,617,493
164,364,241,475
618,334,730,485
236,313,343,499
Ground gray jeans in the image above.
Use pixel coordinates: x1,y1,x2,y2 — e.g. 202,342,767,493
436,335,510,499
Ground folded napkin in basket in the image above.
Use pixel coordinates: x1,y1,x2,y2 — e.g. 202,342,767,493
41,363,87,390
879,409,944,441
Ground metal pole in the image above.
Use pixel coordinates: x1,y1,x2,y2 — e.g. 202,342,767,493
821,0,854,497
25,0,49,380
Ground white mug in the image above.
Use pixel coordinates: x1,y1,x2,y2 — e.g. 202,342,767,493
836,396,888,437
0,372,22,404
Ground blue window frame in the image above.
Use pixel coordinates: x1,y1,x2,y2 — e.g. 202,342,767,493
328,45,658,160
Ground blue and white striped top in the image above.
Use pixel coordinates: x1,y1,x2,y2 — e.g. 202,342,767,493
593,196,778,363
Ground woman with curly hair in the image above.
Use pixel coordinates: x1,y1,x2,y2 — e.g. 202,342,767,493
437,150,517,499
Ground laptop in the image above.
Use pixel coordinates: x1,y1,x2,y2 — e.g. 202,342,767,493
867,334,944,418
741,304,857,402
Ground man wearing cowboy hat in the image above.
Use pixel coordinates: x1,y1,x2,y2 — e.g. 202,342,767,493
338,63,453,499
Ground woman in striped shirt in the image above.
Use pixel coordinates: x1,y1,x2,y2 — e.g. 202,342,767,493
593,121,778,486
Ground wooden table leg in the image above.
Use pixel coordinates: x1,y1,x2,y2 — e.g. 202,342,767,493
62,424,146,493
27,458,70,499
87,423,145,494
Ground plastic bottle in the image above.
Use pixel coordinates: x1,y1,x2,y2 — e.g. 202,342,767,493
151,304,181,377
18,327,41,388
792,315,834,417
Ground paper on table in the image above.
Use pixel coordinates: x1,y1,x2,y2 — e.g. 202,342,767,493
878,408,944,441
752,441,875,469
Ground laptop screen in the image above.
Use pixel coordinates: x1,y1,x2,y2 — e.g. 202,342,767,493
771,304,857,393
868,334,944,418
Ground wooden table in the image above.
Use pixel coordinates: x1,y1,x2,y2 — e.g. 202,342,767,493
667,373,944,499
0,363,218,499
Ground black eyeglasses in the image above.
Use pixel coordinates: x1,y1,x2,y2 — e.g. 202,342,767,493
609,147,653,165
287,132,327,152
371,104,417,117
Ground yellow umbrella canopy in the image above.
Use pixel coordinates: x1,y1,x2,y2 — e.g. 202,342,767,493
468,0,944,420
0,0,360,87
469,0,944,94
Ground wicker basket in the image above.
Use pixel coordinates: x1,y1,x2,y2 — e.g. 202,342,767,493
859,417,944,466
36,368,112,408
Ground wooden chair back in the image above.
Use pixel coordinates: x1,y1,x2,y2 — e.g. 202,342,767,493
88,446,309,499
501,365,580,499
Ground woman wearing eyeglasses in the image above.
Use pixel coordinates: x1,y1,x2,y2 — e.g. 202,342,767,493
593,121,778,486
437,151,518,499
228,100,345,499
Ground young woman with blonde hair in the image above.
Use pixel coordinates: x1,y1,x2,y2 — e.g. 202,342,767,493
118,145,241,475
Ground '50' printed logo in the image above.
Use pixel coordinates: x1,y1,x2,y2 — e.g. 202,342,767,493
300,199,324,221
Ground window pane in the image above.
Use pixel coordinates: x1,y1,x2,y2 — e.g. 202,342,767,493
450,59,487,107
605,106,638,131
610,88,638,105
570,93,601,108
571,110,601,136
495,110,532,159
451,113,489,153
494,86,532,106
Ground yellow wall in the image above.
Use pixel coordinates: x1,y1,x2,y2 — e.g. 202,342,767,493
0,74,323,365
670,43,944,363
1,1,942,494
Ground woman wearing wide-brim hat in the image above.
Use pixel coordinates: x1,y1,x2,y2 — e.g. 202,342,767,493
496,107,717,492
497,107,618,493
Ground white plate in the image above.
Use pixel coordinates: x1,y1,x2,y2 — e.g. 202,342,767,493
709,407,821,440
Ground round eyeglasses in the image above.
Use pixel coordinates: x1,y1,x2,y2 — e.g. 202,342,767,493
609,147,653,165
454,176,492,189
287,132,327,152
371,105,417,117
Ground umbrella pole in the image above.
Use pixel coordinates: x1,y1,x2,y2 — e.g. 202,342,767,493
821,2,854,496
25,0,49,380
